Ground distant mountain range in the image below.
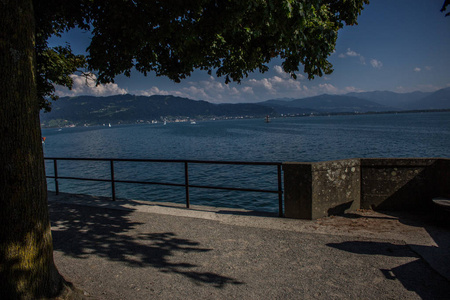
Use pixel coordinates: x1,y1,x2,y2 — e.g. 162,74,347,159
40,94,275,127
40,88,450,127
258,87,450,115
258,94,394,114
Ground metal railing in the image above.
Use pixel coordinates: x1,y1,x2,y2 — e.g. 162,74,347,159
44,157,284,217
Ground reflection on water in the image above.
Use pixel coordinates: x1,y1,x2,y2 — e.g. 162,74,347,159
42,112,450,212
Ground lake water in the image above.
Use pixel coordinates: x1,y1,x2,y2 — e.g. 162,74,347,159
42,111,450,212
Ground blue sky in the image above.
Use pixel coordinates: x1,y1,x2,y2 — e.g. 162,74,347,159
51,0,450,103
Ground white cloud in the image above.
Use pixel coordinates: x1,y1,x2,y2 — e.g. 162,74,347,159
182,86,210,99
339,51,381,68
55,68,369,104
317,83,339,94
346,48,359,57
135,86,172,96
287,83,364,98
272,65,305,80
294,73,306,80
248,78,275,93
245,75,364,99
132,77,237,103
343,86,364,93
370,59,383,69
241,86,254,94
339,48,366,64
159,73,365,103
273,65,286,76
271,76,284,84
141,76,247,103
273,65,291,79
56,74,128,97
247,76,304,96
413,66,432,72
229,87,240,96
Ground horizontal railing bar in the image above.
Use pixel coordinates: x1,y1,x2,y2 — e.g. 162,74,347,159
46,176,279,194
188,184,279,193
115,179,185,188
45,156,284,216
115,180,278,193
47,176,187,188
46,176,110,183
44,157,282,166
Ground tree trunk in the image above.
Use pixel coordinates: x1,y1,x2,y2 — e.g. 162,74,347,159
0,0,68,298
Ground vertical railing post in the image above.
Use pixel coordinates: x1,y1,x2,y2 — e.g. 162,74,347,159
278,164,283,217
185,162,190,208
110,160,116,201
53,159,59,195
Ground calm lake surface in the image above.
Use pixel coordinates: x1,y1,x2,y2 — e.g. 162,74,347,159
42,111,450,212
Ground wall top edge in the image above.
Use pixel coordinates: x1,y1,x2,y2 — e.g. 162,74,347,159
283,158,449,166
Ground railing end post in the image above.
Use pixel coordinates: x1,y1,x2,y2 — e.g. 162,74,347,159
278,164,283,217
53,159,59,195
110,160,116,201
185,162,190,208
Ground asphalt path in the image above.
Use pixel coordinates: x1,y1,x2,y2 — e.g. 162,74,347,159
49,192,450,299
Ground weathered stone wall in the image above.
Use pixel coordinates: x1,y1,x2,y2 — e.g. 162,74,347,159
283,163,313,219
283,158,449,219
360,158,438,210
283,159,360,219
435,159,450,198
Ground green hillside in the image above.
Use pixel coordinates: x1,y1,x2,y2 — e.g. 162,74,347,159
40,94,275,127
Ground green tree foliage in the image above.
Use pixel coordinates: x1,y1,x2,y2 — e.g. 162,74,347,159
36,45,86,111
442,0,450,16
1,0,370,298
86,0,369,84
35,0,369,111
34,0,90,111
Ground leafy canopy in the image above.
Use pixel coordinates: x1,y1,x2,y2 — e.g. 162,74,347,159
442,0,450,16
35,0,370,110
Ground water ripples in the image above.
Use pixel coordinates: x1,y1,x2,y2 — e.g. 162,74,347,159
43,112,450,212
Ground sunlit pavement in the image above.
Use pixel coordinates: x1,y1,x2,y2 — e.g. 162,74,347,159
49,192,450,299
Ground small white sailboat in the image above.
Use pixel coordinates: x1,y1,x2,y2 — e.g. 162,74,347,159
108,123,111,127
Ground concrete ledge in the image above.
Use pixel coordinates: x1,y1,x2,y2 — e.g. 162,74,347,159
283,158,449,220
283,159,360,219
361,158,449,211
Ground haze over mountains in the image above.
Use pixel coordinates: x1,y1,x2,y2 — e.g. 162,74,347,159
260,87,450,114
40,88,450,127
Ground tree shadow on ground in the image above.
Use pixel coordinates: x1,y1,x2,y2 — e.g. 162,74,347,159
49,202,242,288
327,240,450,299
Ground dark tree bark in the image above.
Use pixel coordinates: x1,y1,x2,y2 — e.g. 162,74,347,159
0,0,70,298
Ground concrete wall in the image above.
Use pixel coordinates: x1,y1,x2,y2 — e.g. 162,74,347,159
283,163,313,219
360,158,438,210
283,159,360,219
435,159,450,198
283,158,449,220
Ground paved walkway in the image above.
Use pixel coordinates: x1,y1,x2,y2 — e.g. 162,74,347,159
48,192,450,299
